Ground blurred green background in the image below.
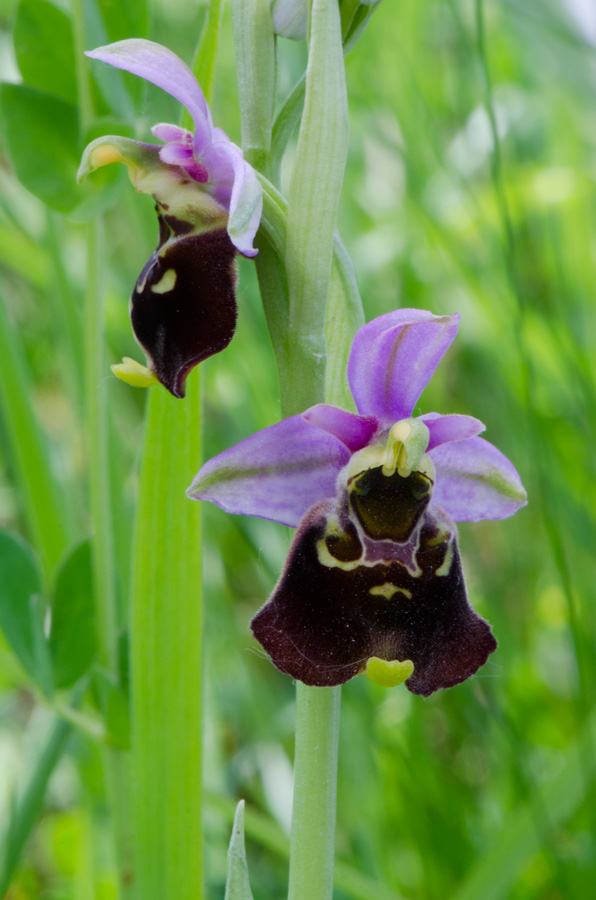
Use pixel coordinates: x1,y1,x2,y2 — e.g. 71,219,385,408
1,0,596,897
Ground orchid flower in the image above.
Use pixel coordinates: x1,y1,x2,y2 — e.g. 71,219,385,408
189,309,527,696
78,40,263,398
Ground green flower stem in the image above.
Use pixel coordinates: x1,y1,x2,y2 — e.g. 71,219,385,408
283,0,348,413
287,683,341,900
233,5,352,899
130,374,203,900
231,0,276,175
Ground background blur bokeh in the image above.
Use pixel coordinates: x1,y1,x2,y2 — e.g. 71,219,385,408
1,0,596,898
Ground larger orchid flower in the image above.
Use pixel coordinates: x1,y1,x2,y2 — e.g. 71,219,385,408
189,309,527,696
78,40,263,398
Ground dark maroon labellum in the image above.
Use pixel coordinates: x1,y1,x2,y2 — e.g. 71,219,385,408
131,222,238,398
251,498,496,695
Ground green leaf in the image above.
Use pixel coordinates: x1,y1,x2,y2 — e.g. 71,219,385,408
97,0,148,43
225,801,255,900
14,0,77,104
0,83,80,212
93,669,131,750
0,530,52,695
49,540,97,689
0,709,75,897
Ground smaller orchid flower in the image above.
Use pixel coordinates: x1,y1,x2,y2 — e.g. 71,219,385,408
189,309,527,696
78,40,263,398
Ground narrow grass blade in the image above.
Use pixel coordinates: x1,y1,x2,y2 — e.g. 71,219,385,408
453,710,596,900
225,801,255,900
0,290,70,577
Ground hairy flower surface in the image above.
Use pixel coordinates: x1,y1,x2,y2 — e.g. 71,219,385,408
189,309,527,695
78,39,263,397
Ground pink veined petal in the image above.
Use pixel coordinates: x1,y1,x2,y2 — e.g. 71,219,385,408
158,144,209,182
348,309,460,427
151,123,192,144
420,413,486,451
158,143,194,165
86,39,213,143
201,139,263,257
428,436,527,522
187,415,351,526
303,404,378,453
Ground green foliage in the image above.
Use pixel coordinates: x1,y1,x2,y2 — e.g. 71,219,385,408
0,530,50,694
96,0,148,44
1,0,596,899
224,801,255,900
0,83,80,211
13,0,77,104
49,540,96,689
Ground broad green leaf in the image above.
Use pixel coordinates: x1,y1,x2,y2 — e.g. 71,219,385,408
225,801,255,900
0,83,80,211
14,0,77,104
0,530,52,694
49,540,96,689
97,0,148,43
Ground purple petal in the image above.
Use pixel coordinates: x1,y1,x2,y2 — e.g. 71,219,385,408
200,140,263,257
420,413,486,451
303,405,378,453
159,143,194,165
86,39,213,140
158,144,209,182
152,123,192,144
348,309,460,426
429,436,527,522
187,415,351,526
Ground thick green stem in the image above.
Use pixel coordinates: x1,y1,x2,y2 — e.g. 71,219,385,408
232,4,350,898
288,683,341,900
283,0,348,413
130,374,203,900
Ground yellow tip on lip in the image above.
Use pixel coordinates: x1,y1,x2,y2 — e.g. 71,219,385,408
111,357,157,388
364,657,414,687
90,144,124,170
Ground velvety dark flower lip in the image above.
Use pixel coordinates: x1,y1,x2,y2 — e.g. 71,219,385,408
189,309,527,693
78,39,263,397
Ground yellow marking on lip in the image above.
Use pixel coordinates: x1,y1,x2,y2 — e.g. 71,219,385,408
365,657,414,687
151,268,177,294
90,144,123,170
369,583,412,600
111,357,157,388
